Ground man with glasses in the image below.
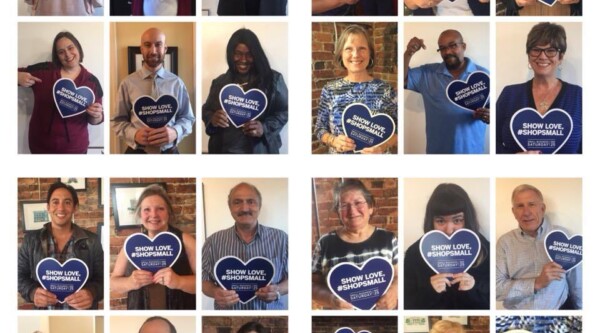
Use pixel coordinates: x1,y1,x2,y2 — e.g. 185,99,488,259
404,29,489,154
496,184,582,309
201,182,288,309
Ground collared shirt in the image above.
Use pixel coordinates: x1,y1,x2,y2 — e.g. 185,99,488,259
406,57,488,154
112,66,195,151
496,218,582,309
202,223,288,310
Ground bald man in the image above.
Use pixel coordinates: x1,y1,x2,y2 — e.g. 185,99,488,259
112,27,195,154
139,317,177,333
404,29,489,154
202,182,288,310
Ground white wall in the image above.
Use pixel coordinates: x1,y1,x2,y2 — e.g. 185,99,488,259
496,22,582,97
18,316,49,333
18,1,104,15
403,178,490,250
110,316,195,333
18,22,104,154
201,22,289,153
495,178,582,309
404,22,490,154
202,177,288,309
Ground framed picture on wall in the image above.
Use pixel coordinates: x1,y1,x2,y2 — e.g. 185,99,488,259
404,316,430,333
20,200,49,231
111,182,167,229
98,178,104,208
127,46,178,75
61,177,86,191
202,9,209,15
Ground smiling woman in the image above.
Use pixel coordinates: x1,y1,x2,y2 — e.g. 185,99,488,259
17,31,104,154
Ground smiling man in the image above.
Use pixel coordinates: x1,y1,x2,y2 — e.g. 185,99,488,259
496,184,582,310
112,27,195,154
201,182,288,309
404,29,489,154
17,181,103,310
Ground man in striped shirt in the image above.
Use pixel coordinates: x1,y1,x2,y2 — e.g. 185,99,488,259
202,182,289,310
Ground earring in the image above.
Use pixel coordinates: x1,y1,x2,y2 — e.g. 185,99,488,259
527,62,532,70
368,58,374,68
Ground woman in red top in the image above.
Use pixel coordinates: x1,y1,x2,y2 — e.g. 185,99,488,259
18,31,103,154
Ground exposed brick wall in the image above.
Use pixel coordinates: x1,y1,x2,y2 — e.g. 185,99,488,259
311,22,398,153
17,177,103,309
203,316,287,333
312,177,398,247
312,316,397,333
109,177,196,310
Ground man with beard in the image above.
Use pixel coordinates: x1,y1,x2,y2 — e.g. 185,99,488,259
112,27,195,154
201,182,288,309
404,29,489,154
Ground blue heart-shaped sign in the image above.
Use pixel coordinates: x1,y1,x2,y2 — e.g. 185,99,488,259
214,256,275,304
446,71,490,111
335,328,371,333
124,232,182,274
133,95,179,129
419,229,481,274
538,0,557,6
341,103,395,152
35,258,89,303
510,107,573,154
327,256,394,310
219,84,268,128
53,78,95,118
544,230,582,272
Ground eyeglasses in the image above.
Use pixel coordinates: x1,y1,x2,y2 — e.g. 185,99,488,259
437,42,464,53
528,47,560,58
339,201,368,211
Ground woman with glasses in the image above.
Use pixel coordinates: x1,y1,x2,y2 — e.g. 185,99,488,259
314,24,397,154
496,22,582,154
404,183,489,309
202,28,288,154
312,179,398,309
404,0,489,16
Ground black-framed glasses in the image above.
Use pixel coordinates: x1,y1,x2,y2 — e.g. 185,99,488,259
437,42,464,53
528,47,560,58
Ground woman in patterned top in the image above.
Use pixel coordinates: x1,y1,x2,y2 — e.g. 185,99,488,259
312,179,398,309
314,24,397,154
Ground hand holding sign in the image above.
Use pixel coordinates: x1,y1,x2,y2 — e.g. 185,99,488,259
214,256,275,304
219,84,268,128
510,107,573,154
446,71,490,111
124,232,182,274
342,103,395,153
327,256,394,310
36,258,89,303
133,95,179,129
544,230,582,272
53,78,95,118
419,229,481,274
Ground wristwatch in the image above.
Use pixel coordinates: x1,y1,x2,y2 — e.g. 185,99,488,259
275,290,281,301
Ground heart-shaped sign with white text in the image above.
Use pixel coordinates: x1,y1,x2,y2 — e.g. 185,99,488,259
327,256,394,310
538,0,557,6
335,328,371,333
214,256,275,304
53,78,95,118
419,229,481,274
219,84,268,128
133,95,179,129
446,71,490,111
544,230,582,272
36,258,89,303
124,232,182,274
342,103,395,153
510,107,573,154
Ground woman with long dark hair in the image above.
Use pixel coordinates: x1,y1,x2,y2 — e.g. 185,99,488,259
202,28,288,154
404,183,490,309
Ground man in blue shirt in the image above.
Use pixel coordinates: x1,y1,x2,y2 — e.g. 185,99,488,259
404,29,489,154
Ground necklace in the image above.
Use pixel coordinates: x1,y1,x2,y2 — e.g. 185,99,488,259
535,80,561,113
